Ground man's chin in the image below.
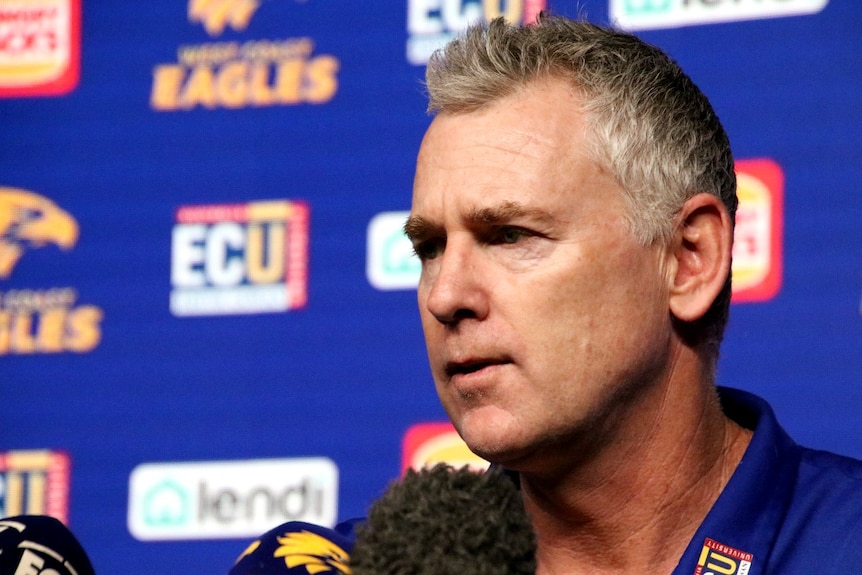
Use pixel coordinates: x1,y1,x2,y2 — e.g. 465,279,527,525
459,428,533,469
450,404,533,461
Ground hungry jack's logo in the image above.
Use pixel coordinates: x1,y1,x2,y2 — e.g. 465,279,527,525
0,187,103,355
0,0,81,97
694,538,753,575
731,159,783,303
402,422,490,474
150,0,340,111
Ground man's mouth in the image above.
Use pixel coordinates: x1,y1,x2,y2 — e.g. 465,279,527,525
445,359,506,378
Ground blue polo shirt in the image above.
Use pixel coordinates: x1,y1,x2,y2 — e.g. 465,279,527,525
674,386,862,574
231,387,862,574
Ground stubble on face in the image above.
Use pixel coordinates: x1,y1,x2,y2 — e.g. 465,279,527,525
410,79,674,473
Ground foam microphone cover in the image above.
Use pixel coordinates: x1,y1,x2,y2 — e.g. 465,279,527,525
228,520,356,575
0,515,95,575
349,464,536,575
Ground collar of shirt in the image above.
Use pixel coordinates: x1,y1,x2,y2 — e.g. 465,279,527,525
671,386,800,575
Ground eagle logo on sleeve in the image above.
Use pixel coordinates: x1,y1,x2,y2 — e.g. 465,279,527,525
0,188,78,279
274,530,352,574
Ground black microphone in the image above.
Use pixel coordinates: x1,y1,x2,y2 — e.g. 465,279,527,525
349,464,536,574
0,515,95,575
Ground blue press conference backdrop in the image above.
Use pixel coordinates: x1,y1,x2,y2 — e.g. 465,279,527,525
1,0,860,573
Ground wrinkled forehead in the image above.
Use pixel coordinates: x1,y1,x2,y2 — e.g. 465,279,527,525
410,95,630,235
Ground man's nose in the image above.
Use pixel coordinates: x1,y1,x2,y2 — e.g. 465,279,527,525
424,239,488,325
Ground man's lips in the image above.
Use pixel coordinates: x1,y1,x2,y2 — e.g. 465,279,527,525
444,358,510,378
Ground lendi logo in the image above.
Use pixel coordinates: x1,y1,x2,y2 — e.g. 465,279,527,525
366,211,420,291
611,0,829,30
128,458,339,540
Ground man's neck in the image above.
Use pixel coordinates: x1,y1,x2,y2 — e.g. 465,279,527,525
520,377,752,575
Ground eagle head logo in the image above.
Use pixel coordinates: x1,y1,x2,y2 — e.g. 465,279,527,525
274,530,351,574
188,0,261,36
0,187,79,279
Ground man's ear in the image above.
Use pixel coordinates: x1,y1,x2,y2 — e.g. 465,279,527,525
666,193,733,323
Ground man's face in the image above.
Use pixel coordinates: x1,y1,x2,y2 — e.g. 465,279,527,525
408,79,675,472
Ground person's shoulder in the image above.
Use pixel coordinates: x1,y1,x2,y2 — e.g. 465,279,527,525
792,446,862,525
776,446,862,568
797,446,862,496
799,445,862,478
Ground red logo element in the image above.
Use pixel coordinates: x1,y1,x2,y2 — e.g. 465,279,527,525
0,450,70,523
694,537,753,575
402,422,489,474
0,0,81,98
524,0,547,24
731,158,783,302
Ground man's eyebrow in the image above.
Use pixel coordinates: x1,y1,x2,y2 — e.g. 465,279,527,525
404,202,556,240
464,201,554,226
403,215,440,242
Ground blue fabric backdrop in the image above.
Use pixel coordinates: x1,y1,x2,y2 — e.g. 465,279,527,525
1,1,860,573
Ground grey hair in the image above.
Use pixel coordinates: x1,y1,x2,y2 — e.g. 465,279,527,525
424,13,737,358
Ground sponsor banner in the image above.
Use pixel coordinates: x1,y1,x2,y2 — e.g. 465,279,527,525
694,538,753,575
366,210,420,290
150,0,340,111
406,0,547,66
731,159,783,303
0,187,104,355
0,0,81,97
127,457,339,541
611,0,829,31
0,450,70,523
402,422,489,474
170,199,309,317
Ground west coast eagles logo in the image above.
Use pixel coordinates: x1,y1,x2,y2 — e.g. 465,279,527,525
275,530,351,574
234,529,351,574
150,0,340,111
188,0,261,36
0,186,103,355
0,187,78,278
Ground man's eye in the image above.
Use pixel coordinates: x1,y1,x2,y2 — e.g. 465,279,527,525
412,238,445,261
495,227,530,244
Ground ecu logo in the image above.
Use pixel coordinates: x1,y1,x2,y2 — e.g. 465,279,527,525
0,188,78,279
694,538,753,575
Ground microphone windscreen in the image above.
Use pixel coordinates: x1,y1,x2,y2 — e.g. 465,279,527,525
349,464,536,575
0,515,95,575
228,520,355,575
